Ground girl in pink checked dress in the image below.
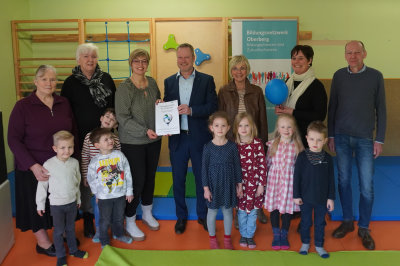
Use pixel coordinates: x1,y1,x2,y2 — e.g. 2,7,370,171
264,114,304,250
234,112,267,249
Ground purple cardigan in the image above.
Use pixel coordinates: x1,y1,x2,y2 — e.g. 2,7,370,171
8,92,77,171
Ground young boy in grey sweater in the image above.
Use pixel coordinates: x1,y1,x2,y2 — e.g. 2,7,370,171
87,128,134,248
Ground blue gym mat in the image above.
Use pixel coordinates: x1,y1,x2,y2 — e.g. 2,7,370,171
7,157,400,221
330,156,400,221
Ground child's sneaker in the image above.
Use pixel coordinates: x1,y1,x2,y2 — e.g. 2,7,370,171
114,235,133,244
239,236,247,247
247,238,256,249
70,249,88,259
56,256,67,266
280,229,290,250
92,227,100,243
209,236,219,249
223,235,233,250
272,227,281,250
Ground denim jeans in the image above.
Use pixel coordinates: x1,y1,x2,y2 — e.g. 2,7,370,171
91,195,100,228
98,196,126,246
238,209,257,238
300,202,327,247
335,134,374,228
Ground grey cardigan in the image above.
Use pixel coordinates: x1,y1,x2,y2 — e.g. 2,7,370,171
115,76,161,145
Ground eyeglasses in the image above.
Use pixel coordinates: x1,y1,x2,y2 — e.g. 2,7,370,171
132,59,149,65
232,66,246,72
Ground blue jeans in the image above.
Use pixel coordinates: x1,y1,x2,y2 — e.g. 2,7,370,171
300,202,327,247
238,209,257,238
98,196,126,246
335,134,374,228
91,196,100,228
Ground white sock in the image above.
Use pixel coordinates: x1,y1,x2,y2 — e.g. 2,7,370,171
316,246,329,258
299,243,309,255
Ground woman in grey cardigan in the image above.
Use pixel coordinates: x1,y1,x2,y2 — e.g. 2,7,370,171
115,49,161,241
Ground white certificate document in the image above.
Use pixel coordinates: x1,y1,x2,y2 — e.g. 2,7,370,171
155,100,180,136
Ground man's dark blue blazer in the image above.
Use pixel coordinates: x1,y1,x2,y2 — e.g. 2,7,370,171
163,70,218,151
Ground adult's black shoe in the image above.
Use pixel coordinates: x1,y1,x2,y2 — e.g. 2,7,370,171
175,219,187,234
257,209,268,224
332,221,354,238
36,244,56,257
358,228,375,250
197,218,208,231
83,212,95,238
234,211,239,229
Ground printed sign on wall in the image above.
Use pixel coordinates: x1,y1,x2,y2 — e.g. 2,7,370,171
232,19,298,135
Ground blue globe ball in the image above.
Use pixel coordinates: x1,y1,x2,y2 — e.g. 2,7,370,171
265,79,289,105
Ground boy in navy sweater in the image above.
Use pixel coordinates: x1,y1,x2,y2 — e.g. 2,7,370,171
293,121,335,258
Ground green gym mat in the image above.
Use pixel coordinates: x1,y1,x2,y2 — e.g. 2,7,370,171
96,246,400,266
154,171,196,198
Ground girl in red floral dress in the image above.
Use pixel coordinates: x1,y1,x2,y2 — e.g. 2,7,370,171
264,114,304,250
234,113,267,249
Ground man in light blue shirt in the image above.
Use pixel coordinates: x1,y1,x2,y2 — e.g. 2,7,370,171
178,70,195,130
164,43,217,234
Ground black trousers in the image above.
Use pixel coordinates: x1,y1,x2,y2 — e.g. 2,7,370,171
50,202,78,258
122,140,161,217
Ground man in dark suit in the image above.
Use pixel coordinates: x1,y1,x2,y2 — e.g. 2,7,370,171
164,43,217,234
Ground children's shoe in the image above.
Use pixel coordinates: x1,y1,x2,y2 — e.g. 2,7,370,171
247,238,256,249
70,249,88,259
280,229,290,250
239,236,247,247
141,204,160,230
114,235,133,244
92,227,100,243
223,235,233,250
56,256,67,266
272,227,281,250
125,215,145,241
316,246,330,258
209,236,219,249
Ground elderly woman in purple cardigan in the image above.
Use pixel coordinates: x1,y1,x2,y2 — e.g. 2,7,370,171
8,65,77,257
